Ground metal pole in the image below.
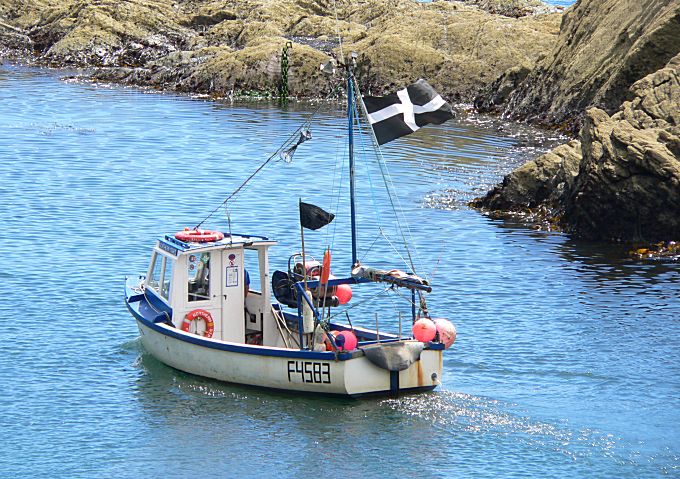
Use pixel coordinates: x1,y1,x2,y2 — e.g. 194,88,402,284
411,289,416,325
398,311,402,340
299,198,308,349
347,67,358,266
375,312,380,343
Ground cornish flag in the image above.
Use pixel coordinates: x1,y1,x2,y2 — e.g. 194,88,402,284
363,79,454,145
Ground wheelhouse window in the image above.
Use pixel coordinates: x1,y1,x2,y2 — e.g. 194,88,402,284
147,251,175,301
188,252,211,302
160,257,173,300
148,252,162,291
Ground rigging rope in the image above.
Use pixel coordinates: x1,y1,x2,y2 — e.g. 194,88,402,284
332,0,345,64
350,76,424,277
325,285,392,322
353,101,387,255
195,85,342,230
321,88,353,256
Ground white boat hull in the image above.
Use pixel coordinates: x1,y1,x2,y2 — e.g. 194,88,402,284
136,320,443,397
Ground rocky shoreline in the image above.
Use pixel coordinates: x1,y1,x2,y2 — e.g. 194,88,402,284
2,0,679,246
473,0,680,244
0,0,562,100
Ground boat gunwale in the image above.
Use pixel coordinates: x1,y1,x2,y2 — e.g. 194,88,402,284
126,276,443,362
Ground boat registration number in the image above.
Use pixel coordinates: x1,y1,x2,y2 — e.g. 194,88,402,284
287,361,331,384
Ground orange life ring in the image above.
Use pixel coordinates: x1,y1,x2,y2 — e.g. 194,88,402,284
182,309,215,338
175,228,224,243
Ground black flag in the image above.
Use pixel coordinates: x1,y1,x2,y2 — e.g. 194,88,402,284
363,79,454,145
300,202,334,230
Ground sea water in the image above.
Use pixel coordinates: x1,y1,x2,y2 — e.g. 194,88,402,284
543,0,575,7
0,64,678,478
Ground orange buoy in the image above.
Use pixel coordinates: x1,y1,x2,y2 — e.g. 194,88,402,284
181,309,215,338
433,318,457,348
336,283,352,304
175,228,224,243
412,318,436,342
333,330,358,351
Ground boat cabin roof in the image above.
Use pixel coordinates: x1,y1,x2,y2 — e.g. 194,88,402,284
158,232,276,256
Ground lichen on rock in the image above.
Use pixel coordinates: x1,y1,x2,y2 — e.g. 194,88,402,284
476,0,680,132
0,0,561,100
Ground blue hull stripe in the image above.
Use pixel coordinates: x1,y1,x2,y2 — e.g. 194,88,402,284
126,298,354,361
125,278,442,360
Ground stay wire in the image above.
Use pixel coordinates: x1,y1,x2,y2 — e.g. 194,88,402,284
352,95,387,257
326,285,392,322
324,113,348,255
377,227,411,270
351,76,422,276
194,120,309,229
332,0,345,64
353,101,411,268
353,95,425,271
195,84,344,230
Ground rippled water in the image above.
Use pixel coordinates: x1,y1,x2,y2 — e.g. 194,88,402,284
543,0,574,7
1,64,678,478
543,0,576,7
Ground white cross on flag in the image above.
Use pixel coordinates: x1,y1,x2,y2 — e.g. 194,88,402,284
363,79,454,145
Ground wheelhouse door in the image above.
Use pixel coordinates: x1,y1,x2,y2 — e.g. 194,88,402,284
220,247,245,343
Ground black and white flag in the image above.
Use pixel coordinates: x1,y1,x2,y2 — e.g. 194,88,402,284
363,79,454,145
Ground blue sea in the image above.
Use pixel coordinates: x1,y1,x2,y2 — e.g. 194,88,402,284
545,0,575,6
0,64,678,478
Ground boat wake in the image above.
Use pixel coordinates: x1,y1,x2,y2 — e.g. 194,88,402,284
380,390,623,463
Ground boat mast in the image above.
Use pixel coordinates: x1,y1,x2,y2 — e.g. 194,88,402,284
347,62,358,266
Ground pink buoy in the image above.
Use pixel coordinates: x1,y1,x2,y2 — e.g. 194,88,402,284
433,318,457,349
412,318,436,343
333,330,358,351
336,284,352,304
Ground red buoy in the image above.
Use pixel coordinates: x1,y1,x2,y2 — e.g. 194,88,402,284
412,318,436,342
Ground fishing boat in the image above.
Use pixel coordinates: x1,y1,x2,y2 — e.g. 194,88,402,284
125,55,457,397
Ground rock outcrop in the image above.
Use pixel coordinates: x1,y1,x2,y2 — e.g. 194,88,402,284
0,0,562,99
0,0,36,56
564,55,680,241
471,139,581,213
474,54,680,241
0,19,31,56
477,0,680,132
